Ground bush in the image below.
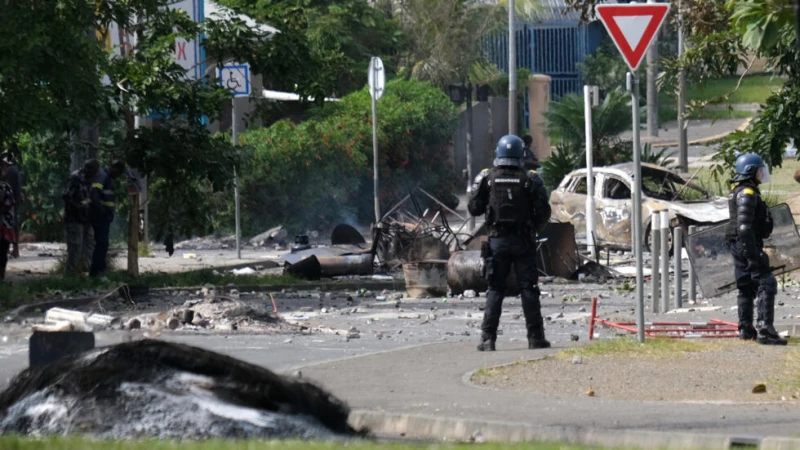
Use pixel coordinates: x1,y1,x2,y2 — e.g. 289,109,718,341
238,79,459,234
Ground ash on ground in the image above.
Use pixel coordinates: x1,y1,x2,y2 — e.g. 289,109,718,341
0,340,359,439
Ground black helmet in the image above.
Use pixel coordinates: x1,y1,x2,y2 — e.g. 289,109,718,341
733,153,770,183
494,135,524,167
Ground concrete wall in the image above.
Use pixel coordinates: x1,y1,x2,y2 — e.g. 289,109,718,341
451,97,509,185
451,75,552,182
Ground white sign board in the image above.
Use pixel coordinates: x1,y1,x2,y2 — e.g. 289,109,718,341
101,0,203,80
170,0,203,80
368,57,385,100
219,63,251,97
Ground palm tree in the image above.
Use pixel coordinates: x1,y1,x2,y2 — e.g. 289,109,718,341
544,88,631,165
392,0,541,88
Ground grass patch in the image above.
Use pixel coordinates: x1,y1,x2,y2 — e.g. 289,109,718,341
0,437,600,450
0,269,304,312
768,338,800,394
692,159,800,204
138,243,152,258
658,75,785,122
555,337,722,360
686,76,786,104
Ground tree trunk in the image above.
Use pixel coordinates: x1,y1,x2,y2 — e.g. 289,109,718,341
128,192,139,276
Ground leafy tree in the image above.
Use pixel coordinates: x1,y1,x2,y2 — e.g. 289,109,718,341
216,0,403,100
0,2,108,145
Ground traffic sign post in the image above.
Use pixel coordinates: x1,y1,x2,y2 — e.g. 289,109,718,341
219,63,251,259
368,57,385,224
596,2,670,343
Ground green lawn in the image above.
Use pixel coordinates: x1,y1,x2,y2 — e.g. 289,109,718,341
691,159,800,203
659,75,786,122
685,76,786,104
0,438,600,450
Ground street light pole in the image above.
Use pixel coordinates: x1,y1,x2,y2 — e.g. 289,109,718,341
508,0,517,135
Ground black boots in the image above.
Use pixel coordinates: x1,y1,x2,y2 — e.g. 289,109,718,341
756,324,788,346
738,325,757,341
477,334,496,352
528,337,551,349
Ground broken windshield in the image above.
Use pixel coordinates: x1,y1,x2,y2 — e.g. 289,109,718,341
640,167,712,202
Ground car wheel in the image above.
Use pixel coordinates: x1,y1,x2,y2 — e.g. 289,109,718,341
645,222,674,255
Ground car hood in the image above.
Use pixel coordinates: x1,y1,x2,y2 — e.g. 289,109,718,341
652,197,729,223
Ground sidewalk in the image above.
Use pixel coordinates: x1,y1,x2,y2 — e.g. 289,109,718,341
300,341,800,445
618,118,751,148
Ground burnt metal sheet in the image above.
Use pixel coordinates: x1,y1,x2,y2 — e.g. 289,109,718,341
462,222,578,279
330,224,367,246
686,204,800,298
539,223,579,279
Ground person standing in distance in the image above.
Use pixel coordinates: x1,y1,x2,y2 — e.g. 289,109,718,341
63,163,95,275
467,135,551,351
521,135,540,170
726,153,786,345
87,159,126,278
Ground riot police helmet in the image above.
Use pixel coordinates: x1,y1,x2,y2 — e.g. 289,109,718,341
494,135,524,168
733,153,770,184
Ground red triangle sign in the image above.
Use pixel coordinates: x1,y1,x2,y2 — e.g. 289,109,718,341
595,3,670,71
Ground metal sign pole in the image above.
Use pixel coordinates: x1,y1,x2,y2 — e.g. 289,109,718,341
233,99,241,260
371,59,381,223
508,0,517,135
628,72,645,343
584,85,596,258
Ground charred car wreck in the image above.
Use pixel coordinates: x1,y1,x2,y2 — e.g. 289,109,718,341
550,163,729,251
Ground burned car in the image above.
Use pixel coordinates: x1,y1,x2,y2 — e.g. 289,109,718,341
550,163,729,252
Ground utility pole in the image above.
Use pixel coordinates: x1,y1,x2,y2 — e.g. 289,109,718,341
466,84,475,232
233,99,241,260
508,0,517,135
646,0,659,138
677,0,688,172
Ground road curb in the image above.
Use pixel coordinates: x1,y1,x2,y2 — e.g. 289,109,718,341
651,118,753,149
348,410,748,449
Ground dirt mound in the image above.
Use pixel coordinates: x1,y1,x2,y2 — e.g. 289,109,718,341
0,340,359,439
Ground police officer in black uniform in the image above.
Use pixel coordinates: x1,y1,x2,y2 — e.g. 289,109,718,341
467,135,551,351
727,153,787,345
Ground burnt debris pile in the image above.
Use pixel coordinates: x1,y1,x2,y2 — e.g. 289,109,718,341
0,340,359,439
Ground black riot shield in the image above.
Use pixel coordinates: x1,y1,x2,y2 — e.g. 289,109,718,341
686,204,800,298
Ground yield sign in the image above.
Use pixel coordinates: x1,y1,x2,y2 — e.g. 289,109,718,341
596,3,670,71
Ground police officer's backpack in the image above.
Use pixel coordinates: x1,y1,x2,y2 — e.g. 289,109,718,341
487,167,531,227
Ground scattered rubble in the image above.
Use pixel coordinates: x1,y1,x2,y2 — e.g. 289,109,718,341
175,234,237,251
249,225,288,247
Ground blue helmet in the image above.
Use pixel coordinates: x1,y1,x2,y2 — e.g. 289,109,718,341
733,153,767,182
494,135,524,167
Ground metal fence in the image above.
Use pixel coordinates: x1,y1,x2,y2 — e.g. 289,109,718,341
485,22,589,101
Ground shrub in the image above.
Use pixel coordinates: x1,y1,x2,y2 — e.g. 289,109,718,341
238,79,459,234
